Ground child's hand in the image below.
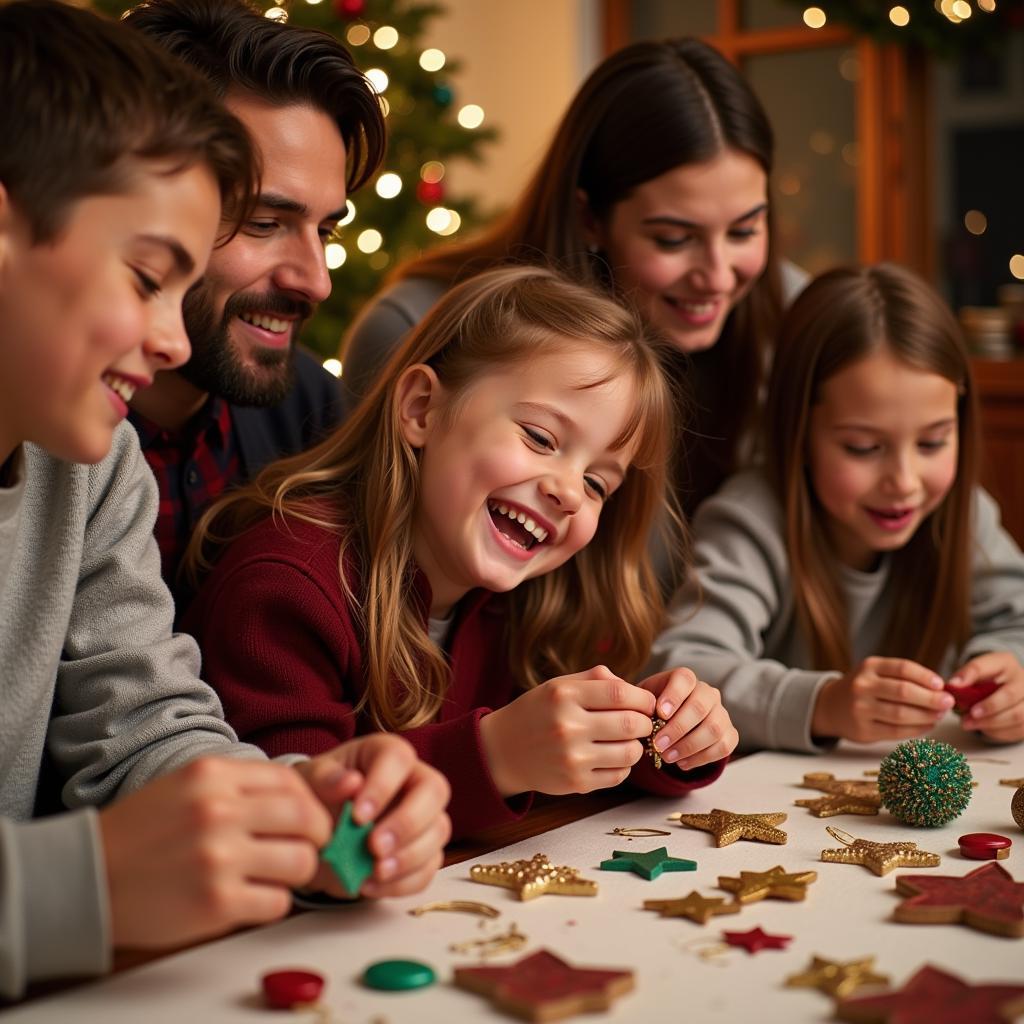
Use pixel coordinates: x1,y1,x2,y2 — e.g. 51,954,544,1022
294,734,451,898
812,657,954,743
99,757,332,950
479,665,656,797
637,667,738,769
950,652,1024,742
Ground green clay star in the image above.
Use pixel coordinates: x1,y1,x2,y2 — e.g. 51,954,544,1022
598,846,697,881
321,801,374,895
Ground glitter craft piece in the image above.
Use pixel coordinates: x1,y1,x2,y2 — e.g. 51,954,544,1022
717,865,817,904
454,949,634,1022
469,853,598,901
891,861,1024,938
647,716,666,770
835,964,1024,1024
795,772,882,818
785,955,889,999
598,846,697,881
668,808,788,846
642,891,742,925
320,801,373,896
820,827,941,876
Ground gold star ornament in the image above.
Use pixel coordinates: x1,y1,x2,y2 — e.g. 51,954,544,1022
668,808,788,846
642,891,742,925
469,853,598,901
785,955,890,999
820,826,941,876
795,772,882,818
717,865,817,903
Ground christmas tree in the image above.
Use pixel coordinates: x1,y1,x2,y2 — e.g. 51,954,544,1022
95,0,497,362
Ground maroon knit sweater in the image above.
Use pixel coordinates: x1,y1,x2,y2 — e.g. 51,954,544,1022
183,513,725,839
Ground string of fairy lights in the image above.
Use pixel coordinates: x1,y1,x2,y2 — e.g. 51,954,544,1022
800,0,998,29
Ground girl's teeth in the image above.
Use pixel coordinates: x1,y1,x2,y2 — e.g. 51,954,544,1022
488,501,548,544
102,374,136,402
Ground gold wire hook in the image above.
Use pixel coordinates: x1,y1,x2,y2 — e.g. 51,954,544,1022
825,826,855,846
609,826,673,838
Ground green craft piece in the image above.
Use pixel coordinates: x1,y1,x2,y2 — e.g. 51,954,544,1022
878,738,973,827
362,959,437,991
598,846,697,880
321,801,374,895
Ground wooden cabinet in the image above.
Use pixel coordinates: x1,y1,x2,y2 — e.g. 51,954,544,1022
973,358,1024,549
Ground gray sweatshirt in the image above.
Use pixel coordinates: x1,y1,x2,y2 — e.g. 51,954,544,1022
0,423,264,1000
647,470,1024,754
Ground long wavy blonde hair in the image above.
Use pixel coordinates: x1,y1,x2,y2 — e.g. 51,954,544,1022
764,263,978,672
188,265,685,730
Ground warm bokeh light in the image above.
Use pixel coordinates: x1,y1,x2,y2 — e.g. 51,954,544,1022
1010,254,1024,280
809,130,835,155
803,7,827,28
457,104,485,129
322,358,342,378
889,6,910,26
369,251,390,271
373,26,398,49
964,210,988,235
420,160,445,183
264,6,287,21
346,24,370,45
338,200,356,227
365,68,389,94
356,229,383,253
419,48,446,72
324,243,347,269
952,0,972,17
375,173,403,199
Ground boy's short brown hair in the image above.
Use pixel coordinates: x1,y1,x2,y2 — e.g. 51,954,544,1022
0,0,257,242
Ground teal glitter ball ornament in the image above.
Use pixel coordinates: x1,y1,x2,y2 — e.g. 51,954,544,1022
432,83,453,108
878,738,973,827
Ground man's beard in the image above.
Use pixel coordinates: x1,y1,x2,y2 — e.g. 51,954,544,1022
178,282,312,407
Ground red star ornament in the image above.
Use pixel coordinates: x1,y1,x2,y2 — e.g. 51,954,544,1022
836,964,1024,1024
721,926,792,954
453,949,634,1022
892,861,1024,937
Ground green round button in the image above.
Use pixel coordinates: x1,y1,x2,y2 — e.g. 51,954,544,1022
362,959,436,991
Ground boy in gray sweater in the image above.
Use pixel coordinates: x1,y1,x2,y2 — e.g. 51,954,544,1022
0,1,449,1001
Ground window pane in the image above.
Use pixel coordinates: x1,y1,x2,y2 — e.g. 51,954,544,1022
741,0,805,30
744,47,858,275
629,0,717,39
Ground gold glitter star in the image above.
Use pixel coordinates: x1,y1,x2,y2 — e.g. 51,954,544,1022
469,853,598,901
642,891,742,925
820,826,941,876
795,772,882,818
668,808,788,846
717,865,817,903
786,955,890,999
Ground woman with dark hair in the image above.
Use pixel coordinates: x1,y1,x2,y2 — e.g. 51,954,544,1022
341,38,805,511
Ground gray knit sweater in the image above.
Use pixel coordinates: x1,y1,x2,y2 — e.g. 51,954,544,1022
647,470,1024,754
0,423,263,999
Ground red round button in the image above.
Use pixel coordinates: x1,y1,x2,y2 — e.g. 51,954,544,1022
958,832,1012,860
261,969,325,1009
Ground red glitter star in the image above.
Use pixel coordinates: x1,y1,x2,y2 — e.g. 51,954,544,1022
836,964,1024,1024
721,926,792,954
453,949,634,1021
892,862,1024,937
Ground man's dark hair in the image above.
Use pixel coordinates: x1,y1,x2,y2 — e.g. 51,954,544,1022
0,0,257,242
124,0,386,193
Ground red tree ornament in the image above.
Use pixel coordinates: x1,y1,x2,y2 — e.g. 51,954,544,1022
332,0,365,18
416,179,445,205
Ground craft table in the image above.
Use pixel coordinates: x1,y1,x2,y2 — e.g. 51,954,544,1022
7,720,1022,1022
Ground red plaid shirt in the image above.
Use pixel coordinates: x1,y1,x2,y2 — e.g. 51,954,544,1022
131,397,240,606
